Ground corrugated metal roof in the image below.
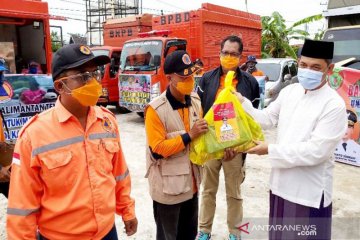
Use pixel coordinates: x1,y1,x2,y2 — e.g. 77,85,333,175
328,0,360,9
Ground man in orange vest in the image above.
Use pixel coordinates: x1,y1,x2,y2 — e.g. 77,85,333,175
145,50,208,240
7,44,137,239
245,55,264,77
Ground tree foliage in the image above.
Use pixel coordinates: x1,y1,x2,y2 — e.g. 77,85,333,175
261,12,323,59
51,31,63,52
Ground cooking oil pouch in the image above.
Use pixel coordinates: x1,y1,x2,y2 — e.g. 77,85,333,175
190,71,264,165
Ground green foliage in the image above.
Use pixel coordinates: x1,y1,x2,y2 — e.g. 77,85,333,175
261,12,324,59
51,31,63,52
314,30,325,40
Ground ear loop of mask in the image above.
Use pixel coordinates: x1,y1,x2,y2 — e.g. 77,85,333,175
324,69,329,82
195,85,204,93
58,80,72,95
322,66,330,84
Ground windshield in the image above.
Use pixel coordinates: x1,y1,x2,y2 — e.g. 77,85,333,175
4,75,55,98
4,75,53,89
92,49,111,78
256,63,281,81
32,76,54,88
92,49,110,57
120,40,162,71
324,28,360,62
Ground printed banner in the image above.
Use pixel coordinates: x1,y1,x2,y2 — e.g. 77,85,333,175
328,67,360,166
119,74,151,112
0,74,56,141
213,102,239,143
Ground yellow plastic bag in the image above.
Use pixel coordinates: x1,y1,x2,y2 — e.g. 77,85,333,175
190,71,264,165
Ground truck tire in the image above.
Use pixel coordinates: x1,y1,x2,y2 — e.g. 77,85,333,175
116,104,131,114
98,103,107,107
136,112,144,118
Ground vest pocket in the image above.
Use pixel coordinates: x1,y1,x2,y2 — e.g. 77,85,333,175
161,160,191,195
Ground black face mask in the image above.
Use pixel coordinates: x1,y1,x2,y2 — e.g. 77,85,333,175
0,72,4,84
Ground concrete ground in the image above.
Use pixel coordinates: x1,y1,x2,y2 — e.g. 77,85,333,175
0,110,359,239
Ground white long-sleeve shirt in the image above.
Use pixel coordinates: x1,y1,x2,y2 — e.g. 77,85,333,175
242,83,347,208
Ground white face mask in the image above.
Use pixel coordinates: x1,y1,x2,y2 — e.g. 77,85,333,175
297,68,326,90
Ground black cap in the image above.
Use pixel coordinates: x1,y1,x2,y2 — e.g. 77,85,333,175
164,50,200,76
301,39,334,60
52,44,110,80
347,109,357,127
246,55,257,63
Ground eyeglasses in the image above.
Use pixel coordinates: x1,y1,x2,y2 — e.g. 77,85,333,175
220,51,241,58
58,70,102,84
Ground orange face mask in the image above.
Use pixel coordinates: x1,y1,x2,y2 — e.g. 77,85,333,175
175,76,195,95
62,79,102,106
220,55,240,69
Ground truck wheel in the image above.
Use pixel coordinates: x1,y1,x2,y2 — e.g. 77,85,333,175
116,104,131,114
136,112,144,118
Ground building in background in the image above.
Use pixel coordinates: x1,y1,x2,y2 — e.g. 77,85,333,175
85,0,141,46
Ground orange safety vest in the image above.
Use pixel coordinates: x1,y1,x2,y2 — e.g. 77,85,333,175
251,70,265,77
7,100,135,240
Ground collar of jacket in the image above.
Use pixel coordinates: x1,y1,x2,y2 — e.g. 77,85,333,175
219,65,243,79
166,87,192,110
55,99,104,123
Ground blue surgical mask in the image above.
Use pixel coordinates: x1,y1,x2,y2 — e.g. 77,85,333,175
29,66,38,74
297,68,325,90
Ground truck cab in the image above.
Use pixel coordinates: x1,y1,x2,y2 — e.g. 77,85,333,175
0,0,52,74
117,4,261,116
323,26,360,69
119,31,187,114
0,0,55,142
91,46,123,109
323,0,360,68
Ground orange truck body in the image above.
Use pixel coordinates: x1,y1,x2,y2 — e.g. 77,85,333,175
94,14,152,107
103,14,153,47
152,3,262,71
0,0,52,74
118,3,262,113
91,46,122,107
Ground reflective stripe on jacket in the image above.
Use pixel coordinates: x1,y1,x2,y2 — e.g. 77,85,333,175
7,100,135,240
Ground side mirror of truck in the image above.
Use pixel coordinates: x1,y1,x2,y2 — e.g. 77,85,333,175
153,55,161,67
110,59,117,78
110,59,116,72
284,74,292,82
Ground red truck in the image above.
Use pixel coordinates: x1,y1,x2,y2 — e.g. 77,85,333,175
118,3,262,115
91,46,122,110
92,14,152,110
0,0,52,74
0,0,56,142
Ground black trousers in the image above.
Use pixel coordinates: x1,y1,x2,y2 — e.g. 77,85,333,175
153,194,198,240
0,182,9,198
38,224,118,240
269,192,332,240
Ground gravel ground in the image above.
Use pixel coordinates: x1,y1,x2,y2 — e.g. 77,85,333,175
0,110,359,239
